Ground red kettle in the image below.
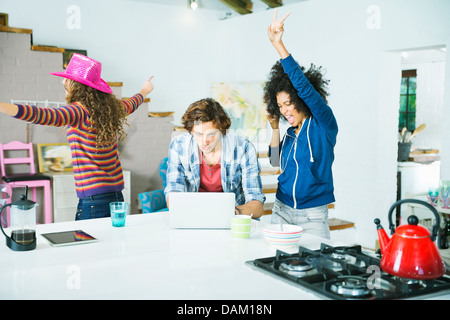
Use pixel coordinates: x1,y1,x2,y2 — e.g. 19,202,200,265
374,199,445,280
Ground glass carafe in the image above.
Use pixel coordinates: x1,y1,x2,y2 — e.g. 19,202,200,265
0,190,38,251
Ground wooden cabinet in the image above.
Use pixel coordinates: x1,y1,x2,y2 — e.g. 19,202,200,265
50,170,131,222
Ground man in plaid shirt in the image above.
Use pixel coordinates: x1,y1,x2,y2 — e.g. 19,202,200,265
164,98,265,218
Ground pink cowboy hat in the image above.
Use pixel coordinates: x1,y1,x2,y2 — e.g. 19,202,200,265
50,53,112,94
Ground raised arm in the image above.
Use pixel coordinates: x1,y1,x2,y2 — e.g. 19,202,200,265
122,76,155,115
266,8,290,167
139,76,155,98
267,8,291,59
268,10,337,132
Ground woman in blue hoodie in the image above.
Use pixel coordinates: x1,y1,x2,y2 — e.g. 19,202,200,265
264,10,338,238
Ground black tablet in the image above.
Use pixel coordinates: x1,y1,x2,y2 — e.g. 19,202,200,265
41,230,97,247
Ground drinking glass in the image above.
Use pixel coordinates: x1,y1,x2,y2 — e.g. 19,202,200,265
110,202,128,227
428,187,439,206
440,180,450,209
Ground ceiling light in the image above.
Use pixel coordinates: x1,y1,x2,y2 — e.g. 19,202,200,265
190,0,198,10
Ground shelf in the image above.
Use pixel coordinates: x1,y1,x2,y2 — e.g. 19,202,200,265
31,45,65,53
123,97,150,103
328,218,354,231
257,151,269,158
174,126,186,132
106,82,123,87
148,112,174,117
260,167,280,176
0,25,32,34
263,184,277,194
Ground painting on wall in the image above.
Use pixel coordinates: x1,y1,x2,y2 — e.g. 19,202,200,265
211,81,267,146
63,49,88,69
37,143,73,173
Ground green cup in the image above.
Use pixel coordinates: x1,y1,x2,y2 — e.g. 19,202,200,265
231,215,253,238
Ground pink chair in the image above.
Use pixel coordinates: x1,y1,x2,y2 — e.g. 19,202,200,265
0,141,52,226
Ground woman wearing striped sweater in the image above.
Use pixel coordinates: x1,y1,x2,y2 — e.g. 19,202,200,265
0,53,154,220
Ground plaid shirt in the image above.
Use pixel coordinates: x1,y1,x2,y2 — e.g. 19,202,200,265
164,132,265,206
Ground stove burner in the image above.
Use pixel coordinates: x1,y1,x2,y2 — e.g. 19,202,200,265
329,276,372,297
279,258,313,273
248,243,450,300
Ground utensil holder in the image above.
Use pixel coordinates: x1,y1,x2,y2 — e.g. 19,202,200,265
398,142,412,162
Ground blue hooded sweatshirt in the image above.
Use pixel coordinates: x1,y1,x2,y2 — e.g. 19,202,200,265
269,54,338,209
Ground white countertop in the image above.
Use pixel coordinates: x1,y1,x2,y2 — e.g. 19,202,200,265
1,212,449,300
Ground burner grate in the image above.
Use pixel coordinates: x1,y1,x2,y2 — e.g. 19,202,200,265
248,243,450,300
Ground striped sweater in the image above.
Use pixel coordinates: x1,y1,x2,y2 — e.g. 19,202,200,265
14,94,144,198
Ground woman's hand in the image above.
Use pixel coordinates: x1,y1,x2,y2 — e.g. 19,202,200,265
267,113,280,130
267,8,290,44
140,76,155,97
267,9,290,59
0,102,19,116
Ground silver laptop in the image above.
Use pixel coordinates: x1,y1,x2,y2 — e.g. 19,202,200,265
169,192,235,229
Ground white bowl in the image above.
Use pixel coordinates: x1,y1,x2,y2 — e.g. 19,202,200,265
262,224,303,248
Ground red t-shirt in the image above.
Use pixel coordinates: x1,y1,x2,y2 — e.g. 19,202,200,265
199,156,223,192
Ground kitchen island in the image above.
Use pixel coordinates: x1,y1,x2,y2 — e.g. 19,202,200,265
1,212,449,300
0,212,321,300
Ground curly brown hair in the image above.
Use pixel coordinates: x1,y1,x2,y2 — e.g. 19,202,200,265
181,98,231,135
264,61,329,121
65,80,128,146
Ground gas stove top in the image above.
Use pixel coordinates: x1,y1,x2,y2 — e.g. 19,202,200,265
247,243,450,300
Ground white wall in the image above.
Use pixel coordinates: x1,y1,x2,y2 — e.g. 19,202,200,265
1,0,450,248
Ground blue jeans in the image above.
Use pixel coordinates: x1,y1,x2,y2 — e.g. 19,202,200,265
271,199,330,239
76,191,124,220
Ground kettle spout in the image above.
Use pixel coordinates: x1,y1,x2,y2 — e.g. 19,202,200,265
374,218,390,255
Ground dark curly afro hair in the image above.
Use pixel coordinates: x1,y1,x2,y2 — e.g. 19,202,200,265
263,61,330,121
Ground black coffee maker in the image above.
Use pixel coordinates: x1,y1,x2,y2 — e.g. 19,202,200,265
0,186,38,251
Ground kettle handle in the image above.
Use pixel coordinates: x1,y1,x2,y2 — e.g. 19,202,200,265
387,199,440,242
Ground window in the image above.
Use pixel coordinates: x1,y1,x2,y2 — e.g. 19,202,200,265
399,69,417,131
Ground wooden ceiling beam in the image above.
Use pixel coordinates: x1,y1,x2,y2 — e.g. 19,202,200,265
218,0,253,15
260,0,283,8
